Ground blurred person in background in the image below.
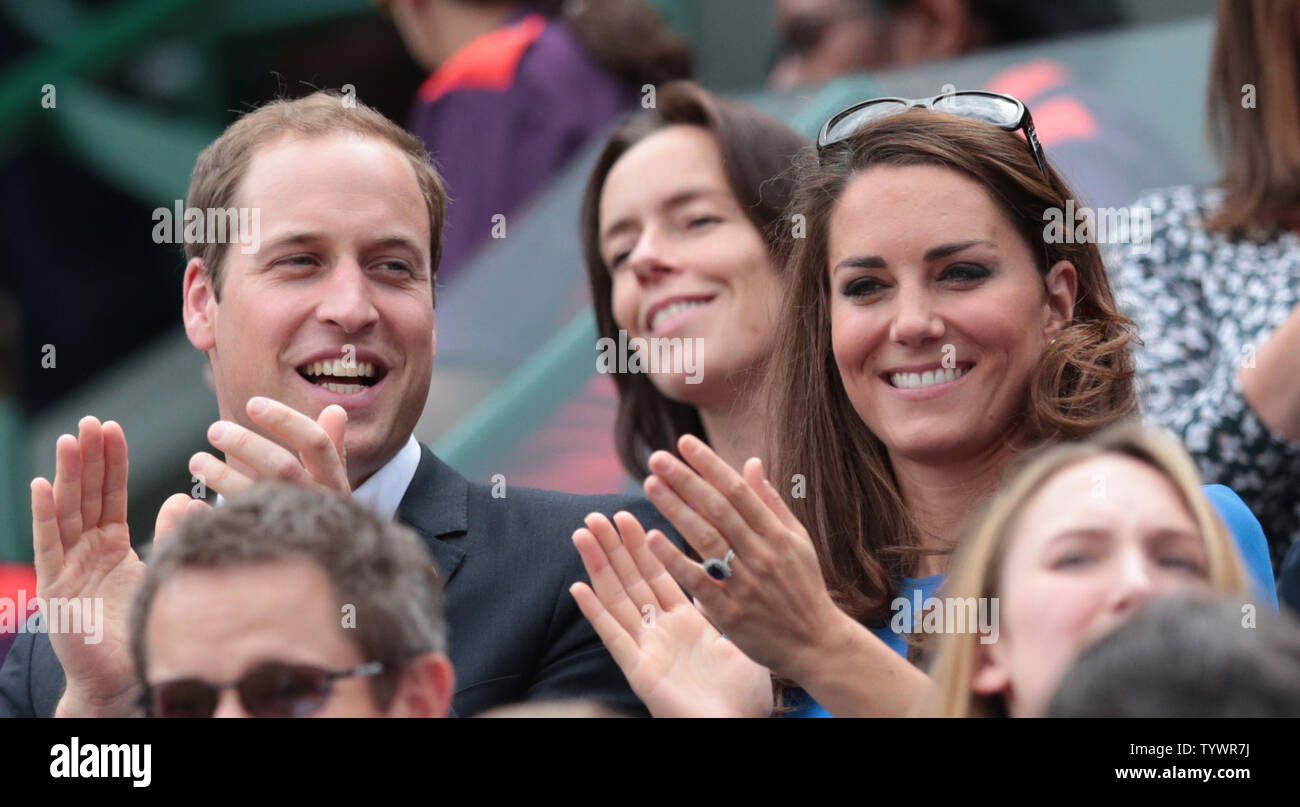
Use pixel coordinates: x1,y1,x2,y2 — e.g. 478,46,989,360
382,0,692,284
769,0,1124,91
922,424,1252,718
768,0,1162,212
1107,0,1300,606
133,484,454,718
1047,593,1300,718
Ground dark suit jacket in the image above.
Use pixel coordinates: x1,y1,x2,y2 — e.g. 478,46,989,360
0,445,673,717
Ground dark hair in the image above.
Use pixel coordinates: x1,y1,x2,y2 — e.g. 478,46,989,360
580,80,808,479
130,484,445,710
873,0,1124,45
1205,0,1300,233
770,109,1137,629
1048,594,1300,717
964,0,1123,44
533,0,692,88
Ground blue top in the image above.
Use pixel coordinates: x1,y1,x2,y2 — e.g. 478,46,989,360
785,484,1278,717
1201,484,1277,609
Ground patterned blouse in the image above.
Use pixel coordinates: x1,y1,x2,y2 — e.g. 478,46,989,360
1108,185,1300,571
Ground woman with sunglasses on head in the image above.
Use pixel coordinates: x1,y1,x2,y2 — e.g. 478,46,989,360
569,82,807,717
571,91,1274,718
921,423,1250,718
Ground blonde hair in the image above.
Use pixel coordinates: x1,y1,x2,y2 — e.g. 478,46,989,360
920,421,1250,717
185,89,447,302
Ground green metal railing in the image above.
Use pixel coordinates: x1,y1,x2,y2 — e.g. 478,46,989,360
0,398,28,562
0,0,205,142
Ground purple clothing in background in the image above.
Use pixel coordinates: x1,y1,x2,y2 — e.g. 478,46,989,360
409,13,635,286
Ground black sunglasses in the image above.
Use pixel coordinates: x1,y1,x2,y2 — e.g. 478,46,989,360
141,660,385,718
816,90,1048,177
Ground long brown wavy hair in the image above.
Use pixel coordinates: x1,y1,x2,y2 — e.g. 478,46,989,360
580,81,808,479
769,109,1138,631
1205,0,1300,233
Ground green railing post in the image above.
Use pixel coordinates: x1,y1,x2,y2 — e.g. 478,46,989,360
0,398,30,563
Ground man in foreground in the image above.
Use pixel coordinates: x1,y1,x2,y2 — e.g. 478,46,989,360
134,484,454,718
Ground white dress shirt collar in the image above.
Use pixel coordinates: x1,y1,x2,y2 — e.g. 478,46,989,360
351,435,422,521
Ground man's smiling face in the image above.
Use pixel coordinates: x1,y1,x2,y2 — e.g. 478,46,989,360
183,132,435,486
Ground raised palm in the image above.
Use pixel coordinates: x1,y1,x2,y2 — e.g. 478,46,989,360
31,418,203,714
569,511,772,718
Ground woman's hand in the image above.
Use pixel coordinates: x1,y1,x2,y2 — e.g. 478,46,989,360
570,510,773,718
639,434,845,682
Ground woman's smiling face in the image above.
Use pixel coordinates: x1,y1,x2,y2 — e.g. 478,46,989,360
599,125,781,405
827,163,1075,465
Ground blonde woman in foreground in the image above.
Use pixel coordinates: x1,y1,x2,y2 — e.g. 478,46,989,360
921,422,1251,718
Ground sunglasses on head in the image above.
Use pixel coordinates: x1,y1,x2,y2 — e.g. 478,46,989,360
142,660,385,718
816,90,1048,177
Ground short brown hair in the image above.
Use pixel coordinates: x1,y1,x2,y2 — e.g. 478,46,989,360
1206,0,1300,233
770,109,1138,633
580,81,808,479
186,89,446,303
130,484,446,709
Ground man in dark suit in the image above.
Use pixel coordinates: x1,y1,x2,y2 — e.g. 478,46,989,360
1,90,669,717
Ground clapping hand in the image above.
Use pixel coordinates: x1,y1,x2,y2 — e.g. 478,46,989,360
31,417,206,717
637,435,844,681
570,511,773,718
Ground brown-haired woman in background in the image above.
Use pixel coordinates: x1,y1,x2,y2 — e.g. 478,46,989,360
569,81,806,717
580,81,808,479
574,93,1144,717
1108,0,1300,611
